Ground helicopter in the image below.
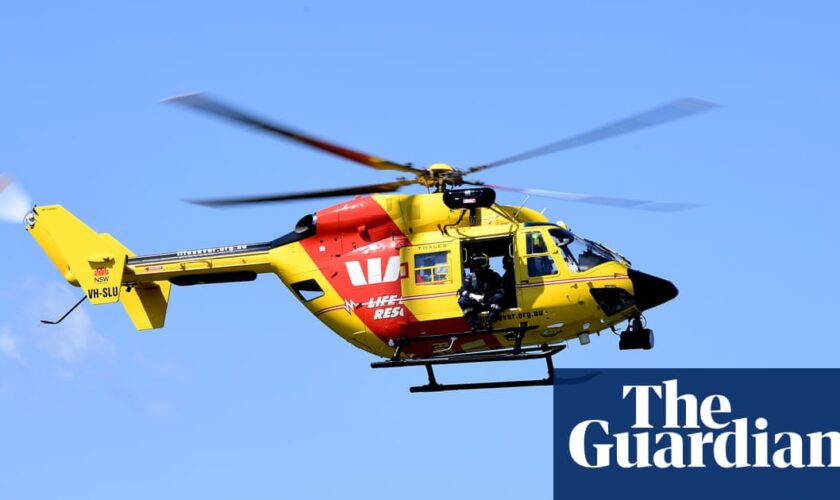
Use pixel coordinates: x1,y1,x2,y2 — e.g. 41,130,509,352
21,94,715,392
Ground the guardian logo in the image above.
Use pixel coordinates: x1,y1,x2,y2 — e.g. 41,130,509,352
554,369,840,499
568,378,840,469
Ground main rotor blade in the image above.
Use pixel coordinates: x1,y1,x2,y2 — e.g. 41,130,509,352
466,98,718,174
481,183,700,212
187,179,416,207
165,92,423,176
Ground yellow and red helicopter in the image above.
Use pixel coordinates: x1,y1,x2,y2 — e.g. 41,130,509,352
18,94,715,392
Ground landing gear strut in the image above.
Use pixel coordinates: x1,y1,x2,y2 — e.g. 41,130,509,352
619,316,654,350
371,323,563,392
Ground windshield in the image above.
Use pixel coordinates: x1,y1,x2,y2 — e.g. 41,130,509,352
548,228,624,272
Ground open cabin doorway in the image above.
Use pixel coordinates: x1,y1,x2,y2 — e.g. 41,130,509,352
460,236,518,310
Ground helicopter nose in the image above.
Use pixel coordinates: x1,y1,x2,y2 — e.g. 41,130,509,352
628,269,679,311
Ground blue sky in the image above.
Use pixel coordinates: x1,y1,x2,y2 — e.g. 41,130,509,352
1,2,839,499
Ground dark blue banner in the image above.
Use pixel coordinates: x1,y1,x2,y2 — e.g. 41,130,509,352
554,369,840,499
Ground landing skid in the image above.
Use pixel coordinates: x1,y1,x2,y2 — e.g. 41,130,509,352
372,335,565,393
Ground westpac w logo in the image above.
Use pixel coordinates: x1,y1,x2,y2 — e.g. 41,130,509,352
345,256,401,286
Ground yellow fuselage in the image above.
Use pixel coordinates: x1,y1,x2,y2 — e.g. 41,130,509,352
27,193,644,359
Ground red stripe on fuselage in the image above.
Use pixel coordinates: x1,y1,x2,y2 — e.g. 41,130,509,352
298,196,504,356
298,196,416,341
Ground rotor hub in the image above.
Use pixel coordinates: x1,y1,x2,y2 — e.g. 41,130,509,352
426,162,454,174
420,163,464,189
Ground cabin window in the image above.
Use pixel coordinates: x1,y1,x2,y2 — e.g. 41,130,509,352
525,231,558,277
414,251,450,285
291,279,324,302
526,231,548,254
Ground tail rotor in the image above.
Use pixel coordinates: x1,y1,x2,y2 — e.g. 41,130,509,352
0,173,32,224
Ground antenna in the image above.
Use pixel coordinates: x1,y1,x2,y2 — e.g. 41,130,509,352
41,296,87,325
513,195,531,220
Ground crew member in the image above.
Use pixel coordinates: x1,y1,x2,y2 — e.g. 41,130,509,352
458,253,505,331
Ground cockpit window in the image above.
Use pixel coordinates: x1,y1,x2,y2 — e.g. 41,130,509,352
549,228,618,272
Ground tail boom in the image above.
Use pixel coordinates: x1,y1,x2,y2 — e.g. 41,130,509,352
26,205,276,330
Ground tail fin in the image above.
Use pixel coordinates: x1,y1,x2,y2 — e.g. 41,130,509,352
26,205,171,330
